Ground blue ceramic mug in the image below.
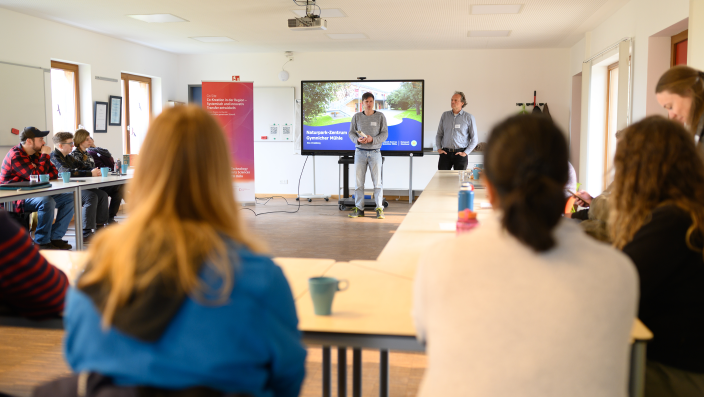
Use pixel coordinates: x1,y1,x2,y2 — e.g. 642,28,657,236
308,277,349,315
60,172,71,183
39,174,50,183
100,167,109,177
121,164,128,174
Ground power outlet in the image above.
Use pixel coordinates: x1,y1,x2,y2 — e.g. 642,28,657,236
280,180,288,184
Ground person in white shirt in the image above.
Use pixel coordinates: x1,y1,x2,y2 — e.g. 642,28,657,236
414,114,638,397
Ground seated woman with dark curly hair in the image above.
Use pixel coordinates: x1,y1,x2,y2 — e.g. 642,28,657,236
610,115,704,397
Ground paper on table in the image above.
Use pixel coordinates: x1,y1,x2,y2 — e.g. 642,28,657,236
439,222,456,231
480,202,492,209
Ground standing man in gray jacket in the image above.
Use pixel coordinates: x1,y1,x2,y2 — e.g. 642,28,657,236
348,92,388,219
436,92,478,170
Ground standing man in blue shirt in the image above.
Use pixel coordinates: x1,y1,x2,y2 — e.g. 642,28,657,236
347,92,388,219
436,92,479,170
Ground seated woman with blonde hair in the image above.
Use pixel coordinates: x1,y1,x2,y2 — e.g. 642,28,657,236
611,116,704,397
62,106,306,396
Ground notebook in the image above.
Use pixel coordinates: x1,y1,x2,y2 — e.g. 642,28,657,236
0,181,51,190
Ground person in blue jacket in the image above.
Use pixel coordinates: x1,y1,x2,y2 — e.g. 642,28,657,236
63,105,306,397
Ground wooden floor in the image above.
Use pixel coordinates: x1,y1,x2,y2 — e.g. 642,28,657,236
0,197,428,397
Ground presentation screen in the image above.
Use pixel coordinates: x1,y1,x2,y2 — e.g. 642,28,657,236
301,80,424,156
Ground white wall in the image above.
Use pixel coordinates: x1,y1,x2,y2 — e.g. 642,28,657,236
0,7,177,162
571,0,690,124
688,0,704,70
645,36,671,117
178,49,570,195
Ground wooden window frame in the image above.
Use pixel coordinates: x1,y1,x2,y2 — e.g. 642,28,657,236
50,61,81,130
604,61,620,190
671,29,688,67
121,73,152,155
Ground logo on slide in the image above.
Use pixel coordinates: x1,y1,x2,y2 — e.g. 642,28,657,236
411,140,417,147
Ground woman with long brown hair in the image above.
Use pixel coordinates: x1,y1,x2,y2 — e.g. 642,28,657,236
63,106,306,395
611,116,704,397
655,65,704,158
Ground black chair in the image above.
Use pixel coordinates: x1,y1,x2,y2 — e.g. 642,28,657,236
32,373,252,397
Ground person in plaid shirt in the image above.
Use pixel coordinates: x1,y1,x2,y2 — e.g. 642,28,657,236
51,131,108,242
0,127,74,250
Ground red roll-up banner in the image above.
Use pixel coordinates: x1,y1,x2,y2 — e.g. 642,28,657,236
202,81,255,204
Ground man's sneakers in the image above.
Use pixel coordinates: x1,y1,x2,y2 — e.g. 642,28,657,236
348,207,364,218
349,207,385,219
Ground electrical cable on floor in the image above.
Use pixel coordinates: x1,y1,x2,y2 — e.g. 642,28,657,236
255,195,337,207
240,156,310,216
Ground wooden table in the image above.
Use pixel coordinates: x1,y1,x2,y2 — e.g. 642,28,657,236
4,170,653,397
299,170,652,397
273,257,336,300
39,250,89,285
296,262,420,397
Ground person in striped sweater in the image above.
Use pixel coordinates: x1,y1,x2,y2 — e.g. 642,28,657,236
0,209,69,318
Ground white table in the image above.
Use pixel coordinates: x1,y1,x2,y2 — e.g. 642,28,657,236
0,173,132,250
307,170,652,397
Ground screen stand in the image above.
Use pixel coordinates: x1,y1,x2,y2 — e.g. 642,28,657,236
409,154,413,204
298,156,330,202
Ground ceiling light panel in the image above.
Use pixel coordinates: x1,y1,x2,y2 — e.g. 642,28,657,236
467,30,512,37
128,14,188,23
327,33,368,40
190,37,235,43
470,5,523,15
291,8,347,18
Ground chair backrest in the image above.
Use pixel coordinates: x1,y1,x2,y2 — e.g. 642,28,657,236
32,373,253,397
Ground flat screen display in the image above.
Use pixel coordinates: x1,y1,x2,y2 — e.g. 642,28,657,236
301,80,424,156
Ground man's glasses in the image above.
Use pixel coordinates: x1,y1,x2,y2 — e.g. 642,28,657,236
60,142,74,146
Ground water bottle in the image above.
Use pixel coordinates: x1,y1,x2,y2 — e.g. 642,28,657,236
458,182,475,211
115,159,122,174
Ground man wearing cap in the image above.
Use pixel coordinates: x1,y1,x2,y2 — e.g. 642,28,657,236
0,127,74,250
436,92,479,170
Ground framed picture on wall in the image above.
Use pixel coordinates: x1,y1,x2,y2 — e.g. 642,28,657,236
108,95,122,126
94,101,108,133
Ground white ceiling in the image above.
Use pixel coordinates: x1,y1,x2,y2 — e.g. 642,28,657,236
0,0,632,54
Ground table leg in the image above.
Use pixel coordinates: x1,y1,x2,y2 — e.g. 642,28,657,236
380,349,389,397
338,347,347,397
352,348,362,397
629,341,647,397
322,346,332,397
73,186,83,251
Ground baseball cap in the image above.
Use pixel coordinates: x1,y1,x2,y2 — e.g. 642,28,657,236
19,126,50,142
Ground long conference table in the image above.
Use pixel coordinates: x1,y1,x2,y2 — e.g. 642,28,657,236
7,170,652,397
0,173,132,250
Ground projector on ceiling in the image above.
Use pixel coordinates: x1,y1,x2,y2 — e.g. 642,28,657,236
288,17,327,31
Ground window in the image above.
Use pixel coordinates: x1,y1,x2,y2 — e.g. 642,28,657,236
671,30,688,67
121,73,152,157
50,61,80,134
604,62,619,189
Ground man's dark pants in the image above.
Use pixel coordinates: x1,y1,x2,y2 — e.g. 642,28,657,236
438,150,469,170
